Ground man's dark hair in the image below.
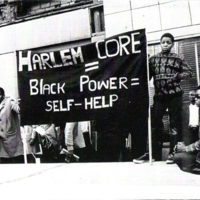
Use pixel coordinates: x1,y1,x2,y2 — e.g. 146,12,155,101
0,87,5,96
160,33,174,43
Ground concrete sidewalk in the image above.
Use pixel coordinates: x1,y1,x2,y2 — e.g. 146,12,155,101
0,162,199,200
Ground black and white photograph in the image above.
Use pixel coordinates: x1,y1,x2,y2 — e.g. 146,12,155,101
0,0,200,199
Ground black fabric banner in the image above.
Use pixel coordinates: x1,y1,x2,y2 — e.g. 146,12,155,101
17,29,148,129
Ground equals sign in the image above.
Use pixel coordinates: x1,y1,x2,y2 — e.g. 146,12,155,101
85,61,99,72
131,78,139,86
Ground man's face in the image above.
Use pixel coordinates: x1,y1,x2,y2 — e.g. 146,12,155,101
189,90,196,103
160,37,174,53
195,90,200,107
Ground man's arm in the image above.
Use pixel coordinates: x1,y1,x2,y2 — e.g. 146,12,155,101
186,140,200,152
10,99,20,114
148,56,154,80
175,140,200,152
177,56,193,80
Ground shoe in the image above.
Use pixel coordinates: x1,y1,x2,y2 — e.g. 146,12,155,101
133,153,154,164
166,154,174,164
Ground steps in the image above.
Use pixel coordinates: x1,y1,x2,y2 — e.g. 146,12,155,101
162,142,170,161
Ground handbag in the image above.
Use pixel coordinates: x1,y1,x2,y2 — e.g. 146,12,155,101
41,134,58,160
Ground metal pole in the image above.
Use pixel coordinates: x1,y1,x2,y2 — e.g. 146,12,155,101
22,126,27,164
148,104,153,165
146,33,153,165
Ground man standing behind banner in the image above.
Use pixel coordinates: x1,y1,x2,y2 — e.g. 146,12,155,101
133,33,192,164
0,87,24,163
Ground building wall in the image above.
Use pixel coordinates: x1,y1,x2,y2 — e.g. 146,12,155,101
0,7,91,98
103,0,200,139
103,0,200,43
103,0,200,92
0,8,91,54
0,52,18,98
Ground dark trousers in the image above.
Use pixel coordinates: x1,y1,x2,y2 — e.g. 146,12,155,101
74,132,95,163
152,96,182,160
174,152,200,174
96,130,122,162
188,126,199,144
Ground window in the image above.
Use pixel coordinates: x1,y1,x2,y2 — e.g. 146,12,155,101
2,0,93,18
0,0,96,24
90,5,105,34
0,3,16,23
17,0,62,17
178,39,199,102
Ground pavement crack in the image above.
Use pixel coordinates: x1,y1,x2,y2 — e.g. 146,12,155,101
0,164,64,185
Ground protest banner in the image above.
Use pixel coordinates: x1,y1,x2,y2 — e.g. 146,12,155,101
17,29,148,132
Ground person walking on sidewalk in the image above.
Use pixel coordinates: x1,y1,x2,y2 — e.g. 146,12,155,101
133,33,192,164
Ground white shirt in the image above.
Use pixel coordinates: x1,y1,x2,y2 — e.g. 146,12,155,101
189,104,199,127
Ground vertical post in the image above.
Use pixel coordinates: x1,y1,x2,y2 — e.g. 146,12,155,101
146,34,153,165
95,131,97,151
21,126,27,164
88,121,92,144
195,42,200,86
148,104,153,165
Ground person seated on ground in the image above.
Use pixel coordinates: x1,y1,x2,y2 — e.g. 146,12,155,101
174,89,200,174
64,121,93,163
174,141,200,174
